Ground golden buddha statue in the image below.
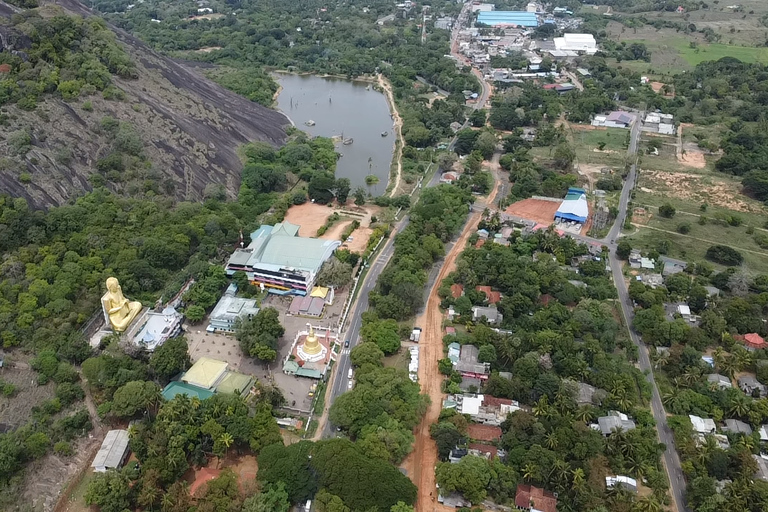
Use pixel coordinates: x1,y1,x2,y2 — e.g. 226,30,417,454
102,277,142,332
302,326,322,356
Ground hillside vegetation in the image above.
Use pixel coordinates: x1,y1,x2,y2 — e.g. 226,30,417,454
0,1,287,208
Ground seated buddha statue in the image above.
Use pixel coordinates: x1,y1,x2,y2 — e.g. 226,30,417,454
102,277,142,332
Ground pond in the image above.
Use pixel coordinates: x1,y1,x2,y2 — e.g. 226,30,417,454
274,73,395,196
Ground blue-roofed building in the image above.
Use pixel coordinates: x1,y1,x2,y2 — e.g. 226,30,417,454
477,11,538,27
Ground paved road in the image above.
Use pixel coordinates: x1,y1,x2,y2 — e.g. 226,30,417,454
322,4,485,436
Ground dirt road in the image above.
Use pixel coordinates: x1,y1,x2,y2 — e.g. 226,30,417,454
406,167,501,512
378,75,405,197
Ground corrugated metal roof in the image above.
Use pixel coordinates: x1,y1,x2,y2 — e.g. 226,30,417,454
161,381,214,401
92,430,130,471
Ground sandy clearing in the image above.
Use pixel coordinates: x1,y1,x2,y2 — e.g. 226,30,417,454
641,170,760,213
504,198,561,225
677,123,707,169
284,202,338,236
195,46,222,53
283,201,382,253
188,13,224,20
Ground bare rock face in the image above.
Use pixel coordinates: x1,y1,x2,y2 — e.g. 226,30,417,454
0,0,289,208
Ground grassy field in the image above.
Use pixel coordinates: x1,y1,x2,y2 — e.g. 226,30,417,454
678,42,768,66
629,157,768,272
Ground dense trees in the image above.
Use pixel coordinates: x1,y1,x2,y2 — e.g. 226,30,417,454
0,12,136,108
258,439,417,510
236,307,285,362
369,185,471,321
149,336,191,382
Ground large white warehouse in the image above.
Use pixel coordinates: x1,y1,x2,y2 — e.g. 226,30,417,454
553,33,597,54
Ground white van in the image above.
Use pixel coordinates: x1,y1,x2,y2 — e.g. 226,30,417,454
348,368,353,379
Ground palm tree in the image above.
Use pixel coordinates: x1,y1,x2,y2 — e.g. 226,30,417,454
727,393,751,418
533,396,551,418
522,462,539,483
576,406,594,423
633,496,662,512
545,432,559,450
571,467,586,490
713,347,726,370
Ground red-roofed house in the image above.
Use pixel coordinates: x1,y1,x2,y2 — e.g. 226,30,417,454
476,285,501,305
542,83,558,90
539,294,554,306
737,333,766,351
475,239,486,248
515,484,557,512
467,423,502,442
451,284,464,299
468,443,498,459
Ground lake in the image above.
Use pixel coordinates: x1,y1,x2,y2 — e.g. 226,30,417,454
274,73,395,196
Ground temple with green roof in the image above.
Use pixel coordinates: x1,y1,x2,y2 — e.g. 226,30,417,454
224,222,340,295
161,356,255,402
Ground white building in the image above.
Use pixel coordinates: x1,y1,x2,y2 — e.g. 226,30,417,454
553,34,597,54
689,414,717,434
92,430,130,472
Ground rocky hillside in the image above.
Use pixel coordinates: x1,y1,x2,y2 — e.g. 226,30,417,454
0,0,288,208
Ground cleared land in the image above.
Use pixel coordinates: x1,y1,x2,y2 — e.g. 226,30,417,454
283,201,378,253
505,197,560,225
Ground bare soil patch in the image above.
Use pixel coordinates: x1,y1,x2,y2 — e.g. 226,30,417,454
571,124,604,132
0,358,55,430
284,202,338,236
196,46,222,53
579,163,610,191
284,202,381,252
633,207,652,225
641,170,759,213
677,123,707,169
504,198,560,225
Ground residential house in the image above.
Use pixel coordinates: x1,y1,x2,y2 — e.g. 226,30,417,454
705,286,720,297
438,492,471,508
445,326,456,336
591,111,636,129
689,415,717,434
754,454,768,482
475,285,501,305
476,229,490,239
628,249,642,269
596,411,636,435
736,333,767,351
514,484,557,512
640,257,655,270
697,433,730,450
460,377,483,392
723,419,752,435
471,305,503,325
565,380,606,406
738,375,767,397
454,394,522,426
440,171,460,184
642,273,664,289
450,283,464,299
449,448,468,463
659,256,687,276
447,342,461,364
759,424,768,442
706,374,732,389
606,475,638,493
665,302,699,326
455,345,490,380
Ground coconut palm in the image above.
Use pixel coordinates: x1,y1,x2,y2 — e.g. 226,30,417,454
726,393,751,418
633,496,662,512
575,406,594,423
572,467,586,490
522,462,540,483
533,395,551,418
545,432,559,450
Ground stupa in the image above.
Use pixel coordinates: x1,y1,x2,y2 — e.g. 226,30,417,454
296,325,327,363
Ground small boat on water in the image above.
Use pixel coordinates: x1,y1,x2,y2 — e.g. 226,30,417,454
342,138,354,145
381,131,388,137
304,120,316,126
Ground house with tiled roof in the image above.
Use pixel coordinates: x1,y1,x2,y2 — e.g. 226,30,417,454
515,484,557,512
450,283,464,299
737,333,766,351
476,285,501,305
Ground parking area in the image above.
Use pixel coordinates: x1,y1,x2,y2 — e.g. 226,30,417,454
185,287,350,413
